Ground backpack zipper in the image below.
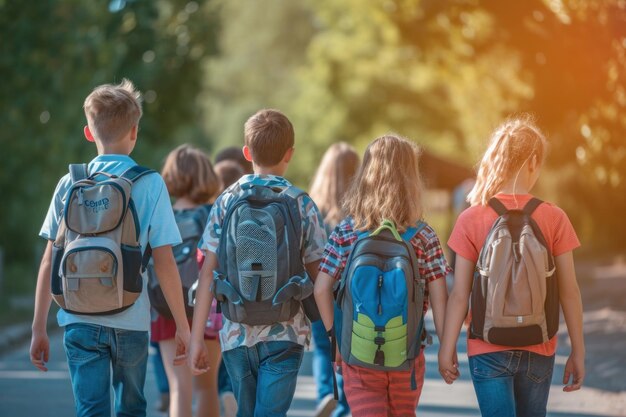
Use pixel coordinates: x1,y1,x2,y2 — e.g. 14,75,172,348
377,274,383,315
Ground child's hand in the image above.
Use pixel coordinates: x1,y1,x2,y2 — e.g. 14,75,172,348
563,351,585,392
437,350,460,384
334,347,342,371
188,339,211,375
29,330,50,372
173,327,190,366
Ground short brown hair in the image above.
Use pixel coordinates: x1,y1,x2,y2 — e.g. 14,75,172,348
214,159,245,191
244,109,294,167
162,144,220,204
83,78,143,144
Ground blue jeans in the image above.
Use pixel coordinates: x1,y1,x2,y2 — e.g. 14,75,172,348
63,323,149,417
223,341,304,417
311,320,350,417
218,360,233,394
469,350,555,417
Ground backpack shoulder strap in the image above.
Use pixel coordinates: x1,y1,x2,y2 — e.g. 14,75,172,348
281,185,307,200
192,204,212,231
487,197,508,216
522,198,543,216
69,163,88,184
121,165,156,183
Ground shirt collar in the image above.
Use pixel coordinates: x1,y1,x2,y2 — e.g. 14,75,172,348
90,154,136,164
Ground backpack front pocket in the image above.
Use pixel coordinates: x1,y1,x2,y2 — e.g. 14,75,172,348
61,238,122,314
351,314,408,368
65,183,128,235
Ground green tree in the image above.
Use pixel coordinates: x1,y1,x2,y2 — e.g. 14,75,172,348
203,0,626,251
0,0,218,293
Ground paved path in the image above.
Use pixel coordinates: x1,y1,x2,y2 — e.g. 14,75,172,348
1,310,625,417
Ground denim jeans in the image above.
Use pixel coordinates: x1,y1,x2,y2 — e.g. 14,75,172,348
218,360,233,394
223,341,304,417
469,350,555,417
311,319,350,417
63,323,149,417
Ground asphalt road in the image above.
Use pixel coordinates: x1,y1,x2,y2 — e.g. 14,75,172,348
1,308,625,417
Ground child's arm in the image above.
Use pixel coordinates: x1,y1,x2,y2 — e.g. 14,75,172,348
152,245,191,365
428,277,448,343
30,241,54,372
438,254,473,384
189,251,216,375
556,250,585,392
313,271,335,332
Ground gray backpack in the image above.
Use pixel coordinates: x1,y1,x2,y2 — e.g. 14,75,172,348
147,205,211,319
50,164,155,315
470,198,558,346
334,220,425,373
212,183,314,325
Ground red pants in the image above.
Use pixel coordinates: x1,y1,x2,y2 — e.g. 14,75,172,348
342,351,425,417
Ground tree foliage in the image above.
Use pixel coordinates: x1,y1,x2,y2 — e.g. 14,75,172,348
0,0,218,282
2,0,625,295
203,0,626,251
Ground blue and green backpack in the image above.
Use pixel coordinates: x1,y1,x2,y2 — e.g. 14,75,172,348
335,219,426,380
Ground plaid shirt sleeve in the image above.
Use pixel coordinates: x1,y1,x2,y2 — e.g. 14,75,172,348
319,220,358,280
411,224,452,284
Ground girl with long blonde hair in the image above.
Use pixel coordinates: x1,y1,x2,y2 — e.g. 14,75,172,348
310,142,361,227
439,116,585,417
314,134,449,417
308,142,360,417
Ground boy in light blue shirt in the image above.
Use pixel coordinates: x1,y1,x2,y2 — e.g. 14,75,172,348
30,79,190,417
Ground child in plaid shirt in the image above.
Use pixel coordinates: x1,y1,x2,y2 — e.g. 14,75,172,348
314,134,450,417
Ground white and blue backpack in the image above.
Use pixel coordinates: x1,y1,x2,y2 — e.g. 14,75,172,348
335,219,426,386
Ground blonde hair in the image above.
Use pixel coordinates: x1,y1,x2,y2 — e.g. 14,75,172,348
162,144,220,204
344,134,423,232
468,115,548,206
83,78,143,144
244,109,294,167
309,143,361,228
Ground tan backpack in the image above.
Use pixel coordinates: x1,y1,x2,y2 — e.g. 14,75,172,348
470,198,559,346
50,164,155,315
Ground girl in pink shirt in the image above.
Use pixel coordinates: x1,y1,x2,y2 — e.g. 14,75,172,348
439,116,585,417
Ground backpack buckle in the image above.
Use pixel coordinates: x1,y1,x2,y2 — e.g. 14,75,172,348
374,336,386,346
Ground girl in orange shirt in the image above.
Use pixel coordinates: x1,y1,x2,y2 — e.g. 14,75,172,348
439,116,585,417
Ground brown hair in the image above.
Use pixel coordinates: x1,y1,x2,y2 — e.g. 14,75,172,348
244,109,294,167
344,134,423,232
309,143,361,228
215,146,253,174
162,144,220,204
83,78,143,144
468,115,548,206
214,159,245,191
